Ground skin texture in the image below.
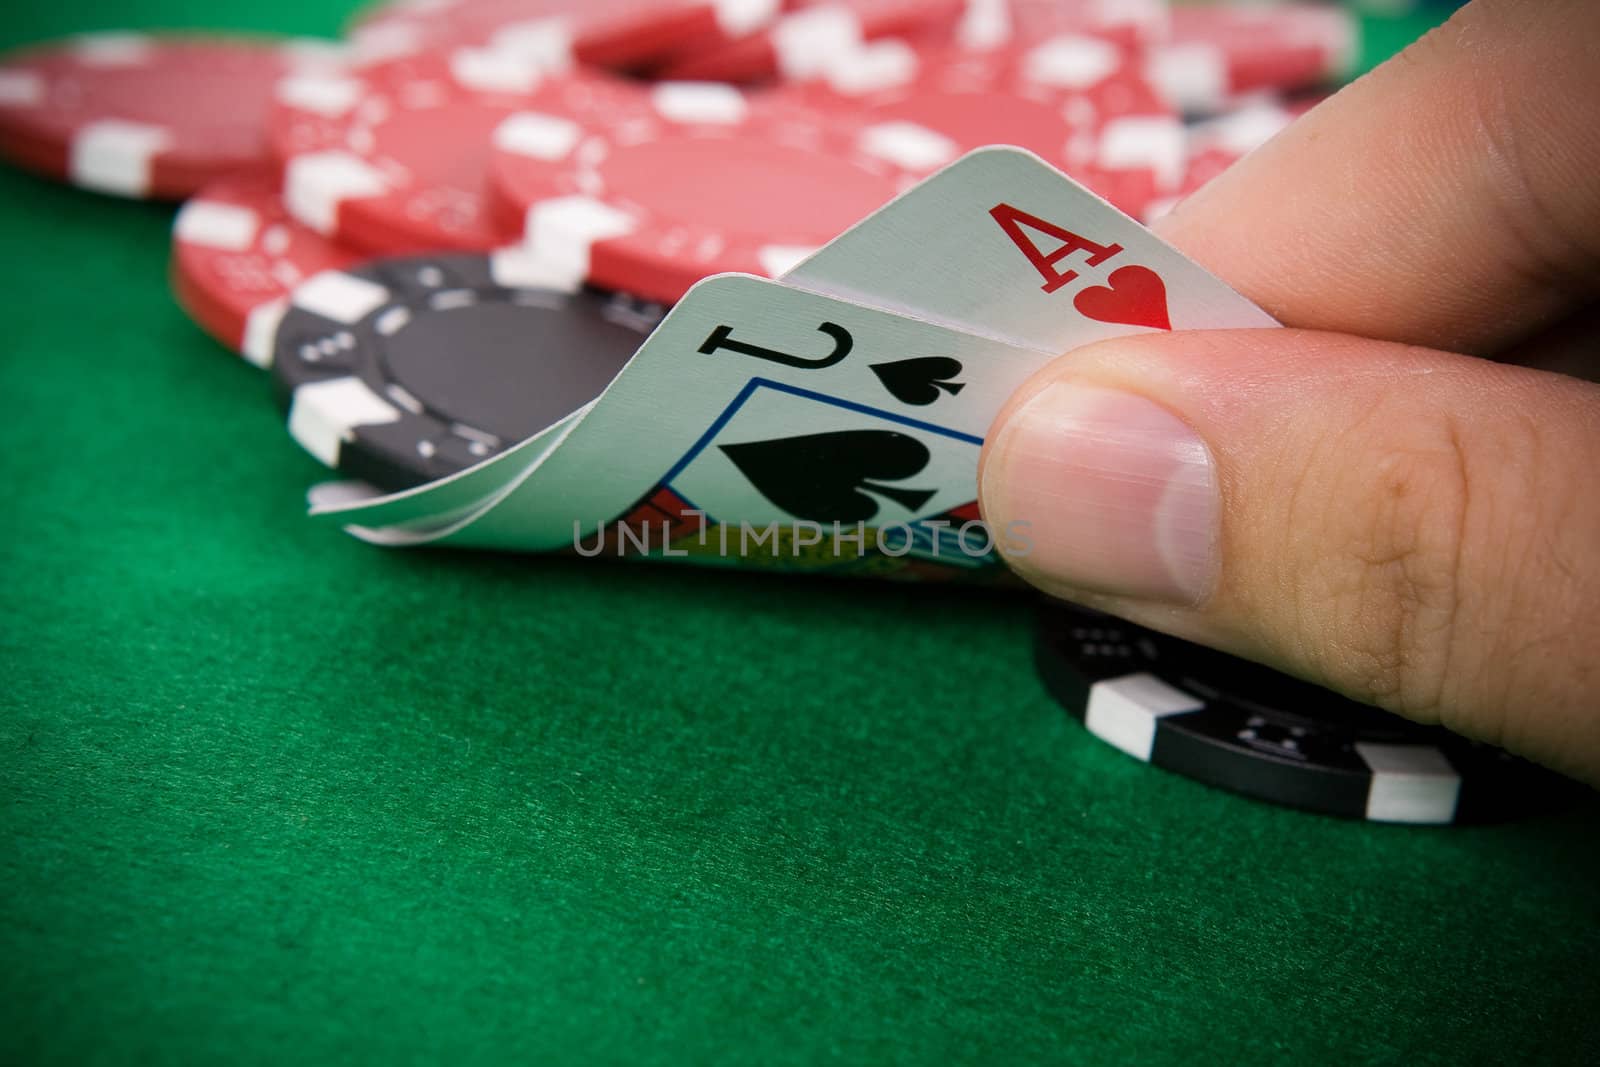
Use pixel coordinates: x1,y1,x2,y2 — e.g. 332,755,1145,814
978,0,1600,785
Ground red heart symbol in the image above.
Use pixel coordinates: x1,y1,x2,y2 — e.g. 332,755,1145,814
1072,265,1172,331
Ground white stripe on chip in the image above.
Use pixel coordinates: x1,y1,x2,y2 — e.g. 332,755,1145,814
71,119,170,196
289,377,402,467
1147,42,1229,113
486,20,576,71
825,37,919,95
773,7,864,81
1086,672,1205,761
1356,742,1462,825
284,151,390,234
243,299,287,369
758,244,816,278
274,71,366,119
519,194,637,291
293,269,392,324
0,70,44,106
1022,34,1122,90
858,121,960,172
713,0,783,36
1098,115,1186,191
450,45,544,94
652,81,749,125
175,198,260,250
492,110,583,161
71,32,153,66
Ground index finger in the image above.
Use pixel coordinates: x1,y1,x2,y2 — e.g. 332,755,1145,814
1153,0,1600,356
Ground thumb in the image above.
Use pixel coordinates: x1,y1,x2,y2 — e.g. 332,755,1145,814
977,329,1600,785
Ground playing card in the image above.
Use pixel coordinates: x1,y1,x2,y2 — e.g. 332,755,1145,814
311,146,1277,578
306,408,588,545
319,273,1056,575
782,145,1277,351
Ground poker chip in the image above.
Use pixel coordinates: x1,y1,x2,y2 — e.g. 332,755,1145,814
348,0,783,72
657,0,964,84
488,80,922,305
270,252,663,489
277,47,614,255
0,32,344,199
1034,600,1577,824
807,33,1183,216
171,173,364,365
968,0,1169,51
1143,96,1322,221
1148,3,1357,114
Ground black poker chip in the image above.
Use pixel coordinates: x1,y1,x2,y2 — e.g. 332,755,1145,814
1035,600,1578,824
269,252,664,490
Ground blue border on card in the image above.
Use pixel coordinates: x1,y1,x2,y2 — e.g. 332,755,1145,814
658,378,985,486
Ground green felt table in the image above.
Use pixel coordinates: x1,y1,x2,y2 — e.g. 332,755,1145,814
3,3,1596,1064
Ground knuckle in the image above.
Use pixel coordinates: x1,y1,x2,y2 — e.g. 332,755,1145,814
1464,85,1593,297
1288,402,1477,724
1257,374,1600,767
1454,24,1600,298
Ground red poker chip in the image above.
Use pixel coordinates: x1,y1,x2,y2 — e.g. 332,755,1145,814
957,0,1168,52
488,80,923,304
0,32,345,199
347,0,778,71
170,172,362,364
278,48,608,255
657,0,965,84
267,59,387,165
1050,61,1184,218
631,0,811,79
802,32,1183,217
1148,3,1357,114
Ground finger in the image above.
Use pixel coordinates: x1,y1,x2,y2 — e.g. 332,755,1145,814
977,330,1600,784
1154,0,1600,355
1499,301,1600,383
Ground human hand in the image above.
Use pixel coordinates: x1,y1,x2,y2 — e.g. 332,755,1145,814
978,0,1600,785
